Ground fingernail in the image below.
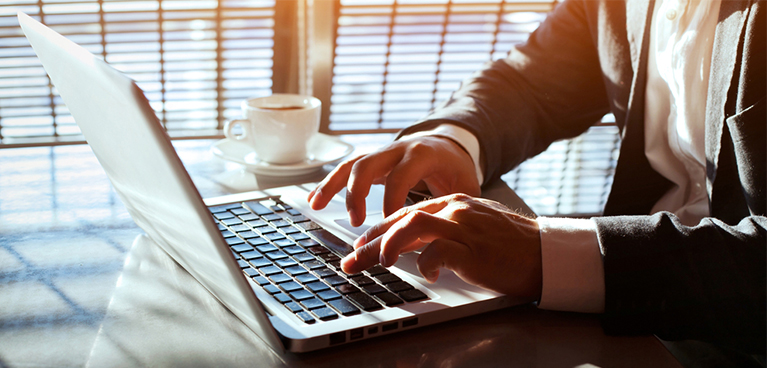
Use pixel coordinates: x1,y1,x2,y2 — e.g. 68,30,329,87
422,270,438,283
379,253,387,267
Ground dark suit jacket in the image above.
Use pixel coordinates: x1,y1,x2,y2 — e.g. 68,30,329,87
400,0,765,354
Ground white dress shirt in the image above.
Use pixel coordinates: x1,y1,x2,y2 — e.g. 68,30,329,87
410,0,721,313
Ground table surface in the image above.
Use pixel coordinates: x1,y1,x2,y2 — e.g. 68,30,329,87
0,135,681,367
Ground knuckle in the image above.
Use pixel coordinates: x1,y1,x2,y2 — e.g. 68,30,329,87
448,192,472,202
409,210,431,225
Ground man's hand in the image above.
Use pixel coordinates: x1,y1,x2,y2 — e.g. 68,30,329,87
341,194,543,300
307,136,480,227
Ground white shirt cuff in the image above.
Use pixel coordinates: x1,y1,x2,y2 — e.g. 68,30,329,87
400,124,484,185
536,217,605,313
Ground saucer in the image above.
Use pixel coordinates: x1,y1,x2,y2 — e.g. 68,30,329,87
211,133,354,177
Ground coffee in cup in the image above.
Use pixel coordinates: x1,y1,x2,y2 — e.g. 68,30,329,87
224,94,321,164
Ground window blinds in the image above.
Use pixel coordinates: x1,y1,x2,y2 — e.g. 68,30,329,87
328,0,554,132
0,0,280,146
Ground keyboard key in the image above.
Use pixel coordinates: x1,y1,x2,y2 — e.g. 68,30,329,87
272,220,292,228
319,253,341,263
253,276,270,286
325,275,348,286
310,228,354,256
237,260,249,269
265,232,286,242
297,221,322,231
269,205,283,213
269,273,292,284
306,281,330,293
398,289,428,302
274,239,295,248
286,209,301,216
300,297,326,310
243,268,258,277
315,268,336,278
231,244,254,253
328,260,341,269
289,232,310,241
247,237,269,246
306,246,329,255
226,237,245,246
283,246,304,255
296,311,315,324
280,281,304,292
250,258,273,268
256,244,278,253
328,299,361,316
363,284,387,295
217,223,227,231
263,214,282,222
346,292,383,312
273,293,291,303
222,218,242,226
296,274,319,284
231,251,240,259
214,212,235,220
375,292,404,307
299,239,320,247
288,214,310,223
284,265,308,276
240,250,262,260
387,281,414,293
336,284,360,295
275,258,297,268
209,205,235,214
265,251,288,261
374,273,402,284
247,219,268,227
351,275,374,286
283,226,301,235
294,253,315,263
230,224,250,233
240,231,260,239
221,230,237,238
263,284,281,294
231,208,251,216
285,302,303,313
289,289,314,301
256,226,276,235
238,213,259,221
244,201,273,216
260,266,282,275
317,290,342,301
303,260,325,270
365,265,389,276
312,307,338,321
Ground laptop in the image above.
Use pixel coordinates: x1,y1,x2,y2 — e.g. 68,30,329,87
18,12,527,353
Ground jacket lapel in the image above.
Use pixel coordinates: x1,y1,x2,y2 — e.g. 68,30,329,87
705,0,750,199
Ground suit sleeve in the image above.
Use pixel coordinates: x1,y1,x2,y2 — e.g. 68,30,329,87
595,214,767,354
398,0,612,185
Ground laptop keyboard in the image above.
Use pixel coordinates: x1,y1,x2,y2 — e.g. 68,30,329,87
209,197,428,324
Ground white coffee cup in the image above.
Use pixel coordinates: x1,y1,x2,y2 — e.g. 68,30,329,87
224,94,321,164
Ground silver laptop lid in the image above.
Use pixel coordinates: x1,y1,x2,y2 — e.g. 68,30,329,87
17,12,284,353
